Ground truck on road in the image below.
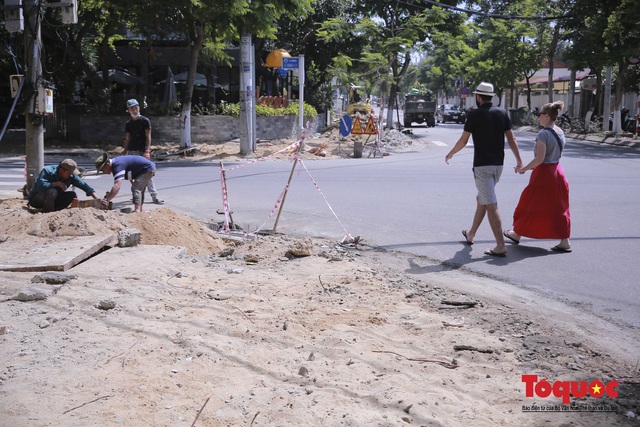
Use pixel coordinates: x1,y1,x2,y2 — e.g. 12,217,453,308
403,89,436,128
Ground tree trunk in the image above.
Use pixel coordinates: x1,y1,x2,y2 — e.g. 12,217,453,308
180,23,206,150
590,68,603,117
386,84,397,129
547,26,560,104
386,53,410,130
612,59,627,134
525,76,532,110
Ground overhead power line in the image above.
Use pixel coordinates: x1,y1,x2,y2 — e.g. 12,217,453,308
407,0,573,21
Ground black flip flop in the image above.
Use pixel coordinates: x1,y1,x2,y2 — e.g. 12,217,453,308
462,230,473,245
550,245,572,253
484,249,507,257
503,230,520,244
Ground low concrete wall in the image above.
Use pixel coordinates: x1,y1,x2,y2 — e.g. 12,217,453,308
80,114,324,145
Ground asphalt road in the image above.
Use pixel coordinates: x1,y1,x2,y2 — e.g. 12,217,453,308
160,123,639,330
1,122,639,330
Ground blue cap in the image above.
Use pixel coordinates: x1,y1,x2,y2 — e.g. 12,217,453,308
126,99,139,109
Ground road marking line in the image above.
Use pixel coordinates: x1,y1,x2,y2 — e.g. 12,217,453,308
431,140,448,146
0,173,101,180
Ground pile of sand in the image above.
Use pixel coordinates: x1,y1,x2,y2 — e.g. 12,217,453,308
0,199,227,255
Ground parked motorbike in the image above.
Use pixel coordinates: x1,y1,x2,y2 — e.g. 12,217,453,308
608,107,634,132
557,111,575,132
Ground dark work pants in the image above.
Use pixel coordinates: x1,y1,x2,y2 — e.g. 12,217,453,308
29,188,78,212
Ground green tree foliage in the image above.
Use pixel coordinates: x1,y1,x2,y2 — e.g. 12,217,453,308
563,0,640,112
3,0,637,128
415,26,474,101
273,0,357,113
39,0,135,111
318,0,462,125
462,0,557,107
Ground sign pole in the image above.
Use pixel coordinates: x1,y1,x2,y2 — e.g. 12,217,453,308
282,55,305,140
298,54,305,139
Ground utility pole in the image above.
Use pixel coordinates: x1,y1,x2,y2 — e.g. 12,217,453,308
239,0,255,154
239,29,255,154
24,0,44,191
4,0,76,192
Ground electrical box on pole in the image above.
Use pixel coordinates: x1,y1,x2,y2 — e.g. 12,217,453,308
35,85,54,115
60,0,77,24
45,0,78,24
4,0,24,33
10,75,24,98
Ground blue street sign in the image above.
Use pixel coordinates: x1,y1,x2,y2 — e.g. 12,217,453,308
277,68,289,78
339,114,352,137
282,57,299,69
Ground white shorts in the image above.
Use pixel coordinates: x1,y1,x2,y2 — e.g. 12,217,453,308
473,165,503,205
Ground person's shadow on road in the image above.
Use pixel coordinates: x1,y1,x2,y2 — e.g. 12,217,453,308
404,240,552,274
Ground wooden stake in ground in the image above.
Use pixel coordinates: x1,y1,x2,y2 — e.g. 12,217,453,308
272,143,303,234
219,161,235,230
63,395,113,414
190,396,210,427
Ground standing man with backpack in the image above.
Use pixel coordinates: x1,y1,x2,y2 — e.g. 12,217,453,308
123,98,164,204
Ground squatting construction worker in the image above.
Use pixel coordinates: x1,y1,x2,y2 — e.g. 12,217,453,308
28,159,99,212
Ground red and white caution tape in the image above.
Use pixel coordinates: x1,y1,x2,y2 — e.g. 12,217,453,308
220,167,232,233
217,121,353,239
298,158,354,242
254,185,289,234
222,139,302,174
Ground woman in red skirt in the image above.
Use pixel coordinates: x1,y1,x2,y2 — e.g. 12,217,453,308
504,101,572,252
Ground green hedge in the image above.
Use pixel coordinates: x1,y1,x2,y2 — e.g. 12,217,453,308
219,102,317,119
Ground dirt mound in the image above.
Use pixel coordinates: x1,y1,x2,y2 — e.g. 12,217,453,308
0,198,228,255
125,207,227,254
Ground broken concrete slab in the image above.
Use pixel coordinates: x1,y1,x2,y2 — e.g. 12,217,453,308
117,228,141,247
77,199,109,210
0,234,115,272
31,272,78,284
70,245,187,278
9,284,62,302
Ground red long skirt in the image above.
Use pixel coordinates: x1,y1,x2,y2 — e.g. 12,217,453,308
513,162,571,239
